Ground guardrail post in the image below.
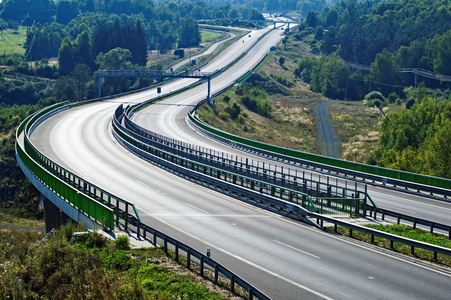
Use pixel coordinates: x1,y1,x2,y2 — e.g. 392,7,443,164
200,257,204,277
175,243,179,262
187,250,191,269
230,275,235,293
214,265,219,283
125,204,129,230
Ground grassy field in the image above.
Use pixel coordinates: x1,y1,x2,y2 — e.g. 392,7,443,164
201,30,223,43
327,224,451,267
0,26,26,56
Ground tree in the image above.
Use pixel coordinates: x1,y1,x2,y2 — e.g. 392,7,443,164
58,37,75,76
95,48,133,70
178,16,200,48
427,30,451,75
54,76,76,101
56,0,79,24
71,64,92,101
74,31,95,70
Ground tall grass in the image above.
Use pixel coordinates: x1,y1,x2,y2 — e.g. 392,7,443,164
0,226,226,299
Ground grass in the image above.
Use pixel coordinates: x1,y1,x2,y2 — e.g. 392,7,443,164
197,39,328,155
0,211,44,228
0,26,26,56
328,101,405,163
201,30,223,43
0,223,234,299
326,224,451,267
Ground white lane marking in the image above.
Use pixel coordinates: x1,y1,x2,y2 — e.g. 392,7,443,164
106,163,115,170
274,240,320,259
371,190,451,211
381,205,417,215
184,203,210,215
150,214,271,217
136,180,149,187
149,214,333,300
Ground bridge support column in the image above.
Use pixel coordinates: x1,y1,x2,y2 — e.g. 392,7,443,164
42,194,70,233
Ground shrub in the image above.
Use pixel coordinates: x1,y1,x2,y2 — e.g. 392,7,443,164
388,92,398,103
218,111,230,121
115,235,130,250
224,102,241,119
365,91,385,102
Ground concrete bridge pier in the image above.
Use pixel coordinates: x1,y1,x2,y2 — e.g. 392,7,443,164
41,194,70,233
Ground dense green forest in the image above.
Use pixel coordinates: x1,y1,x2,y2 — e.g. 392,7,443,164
293,0,451,100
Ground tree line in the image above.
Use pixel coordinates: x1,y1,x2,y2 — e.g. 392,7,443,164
367,87,451,179
292,0,451,100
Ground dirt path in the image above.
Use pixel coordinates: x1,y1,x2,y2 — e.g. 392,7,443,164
316,101,341,158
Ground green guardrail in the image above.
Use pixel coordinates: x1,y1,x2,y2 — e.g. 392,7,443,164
114,114,367,217
16,102,141,231
189,112,451,193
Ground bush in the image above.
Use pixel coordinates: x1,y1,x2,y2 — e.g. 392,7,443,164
388,92,398,103
115,235,130,250
218,111,230,121
365,91,386,102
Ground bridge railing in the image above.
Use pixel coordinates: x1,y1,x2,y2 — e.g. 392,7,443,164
16,101,140,231
187,111,451,199
114,105,373,217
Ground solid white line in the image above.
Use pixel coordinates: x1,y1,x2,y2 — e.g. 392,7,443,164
184,203,210,214
148,214,333,300
274,240,320,259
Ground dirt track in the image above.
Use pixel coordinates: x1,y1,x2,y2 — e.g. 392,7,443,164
316,101,341,158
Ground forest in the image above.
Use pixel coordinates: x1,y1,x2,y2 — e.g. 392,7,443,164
294,0,451,100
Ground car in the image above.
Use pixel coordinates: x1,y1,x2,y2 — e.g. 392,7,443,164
248,34,251,37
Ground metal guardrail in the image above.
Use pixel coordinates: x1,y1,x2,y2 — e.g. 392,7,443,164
313,212,451,260
367,206,451,239
188,112,451,199
122,106,370,215
115,119,451,260
115,105,374,217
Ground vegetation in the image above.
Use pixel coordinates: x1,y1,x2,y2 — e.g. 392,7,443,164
197,49,320,154
367,88,451,179
327,224,451,267
0,223,229,299
292,0,451,100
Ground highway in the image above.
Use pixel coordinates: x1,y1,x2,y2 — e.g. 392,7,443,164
30,26,451,299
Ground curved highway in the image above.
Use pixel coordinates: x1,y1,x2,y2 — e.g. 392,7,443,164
30,26,451,299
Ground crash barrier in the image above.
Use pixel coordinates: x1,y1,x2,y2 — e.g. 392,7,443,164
188,111,451,199
367,206,451,239
314,212,451,261
115,105,370,217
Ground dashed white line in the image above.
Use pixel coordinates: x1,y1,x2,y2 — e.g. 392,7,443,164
274,240,320,259
184,203,210,214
